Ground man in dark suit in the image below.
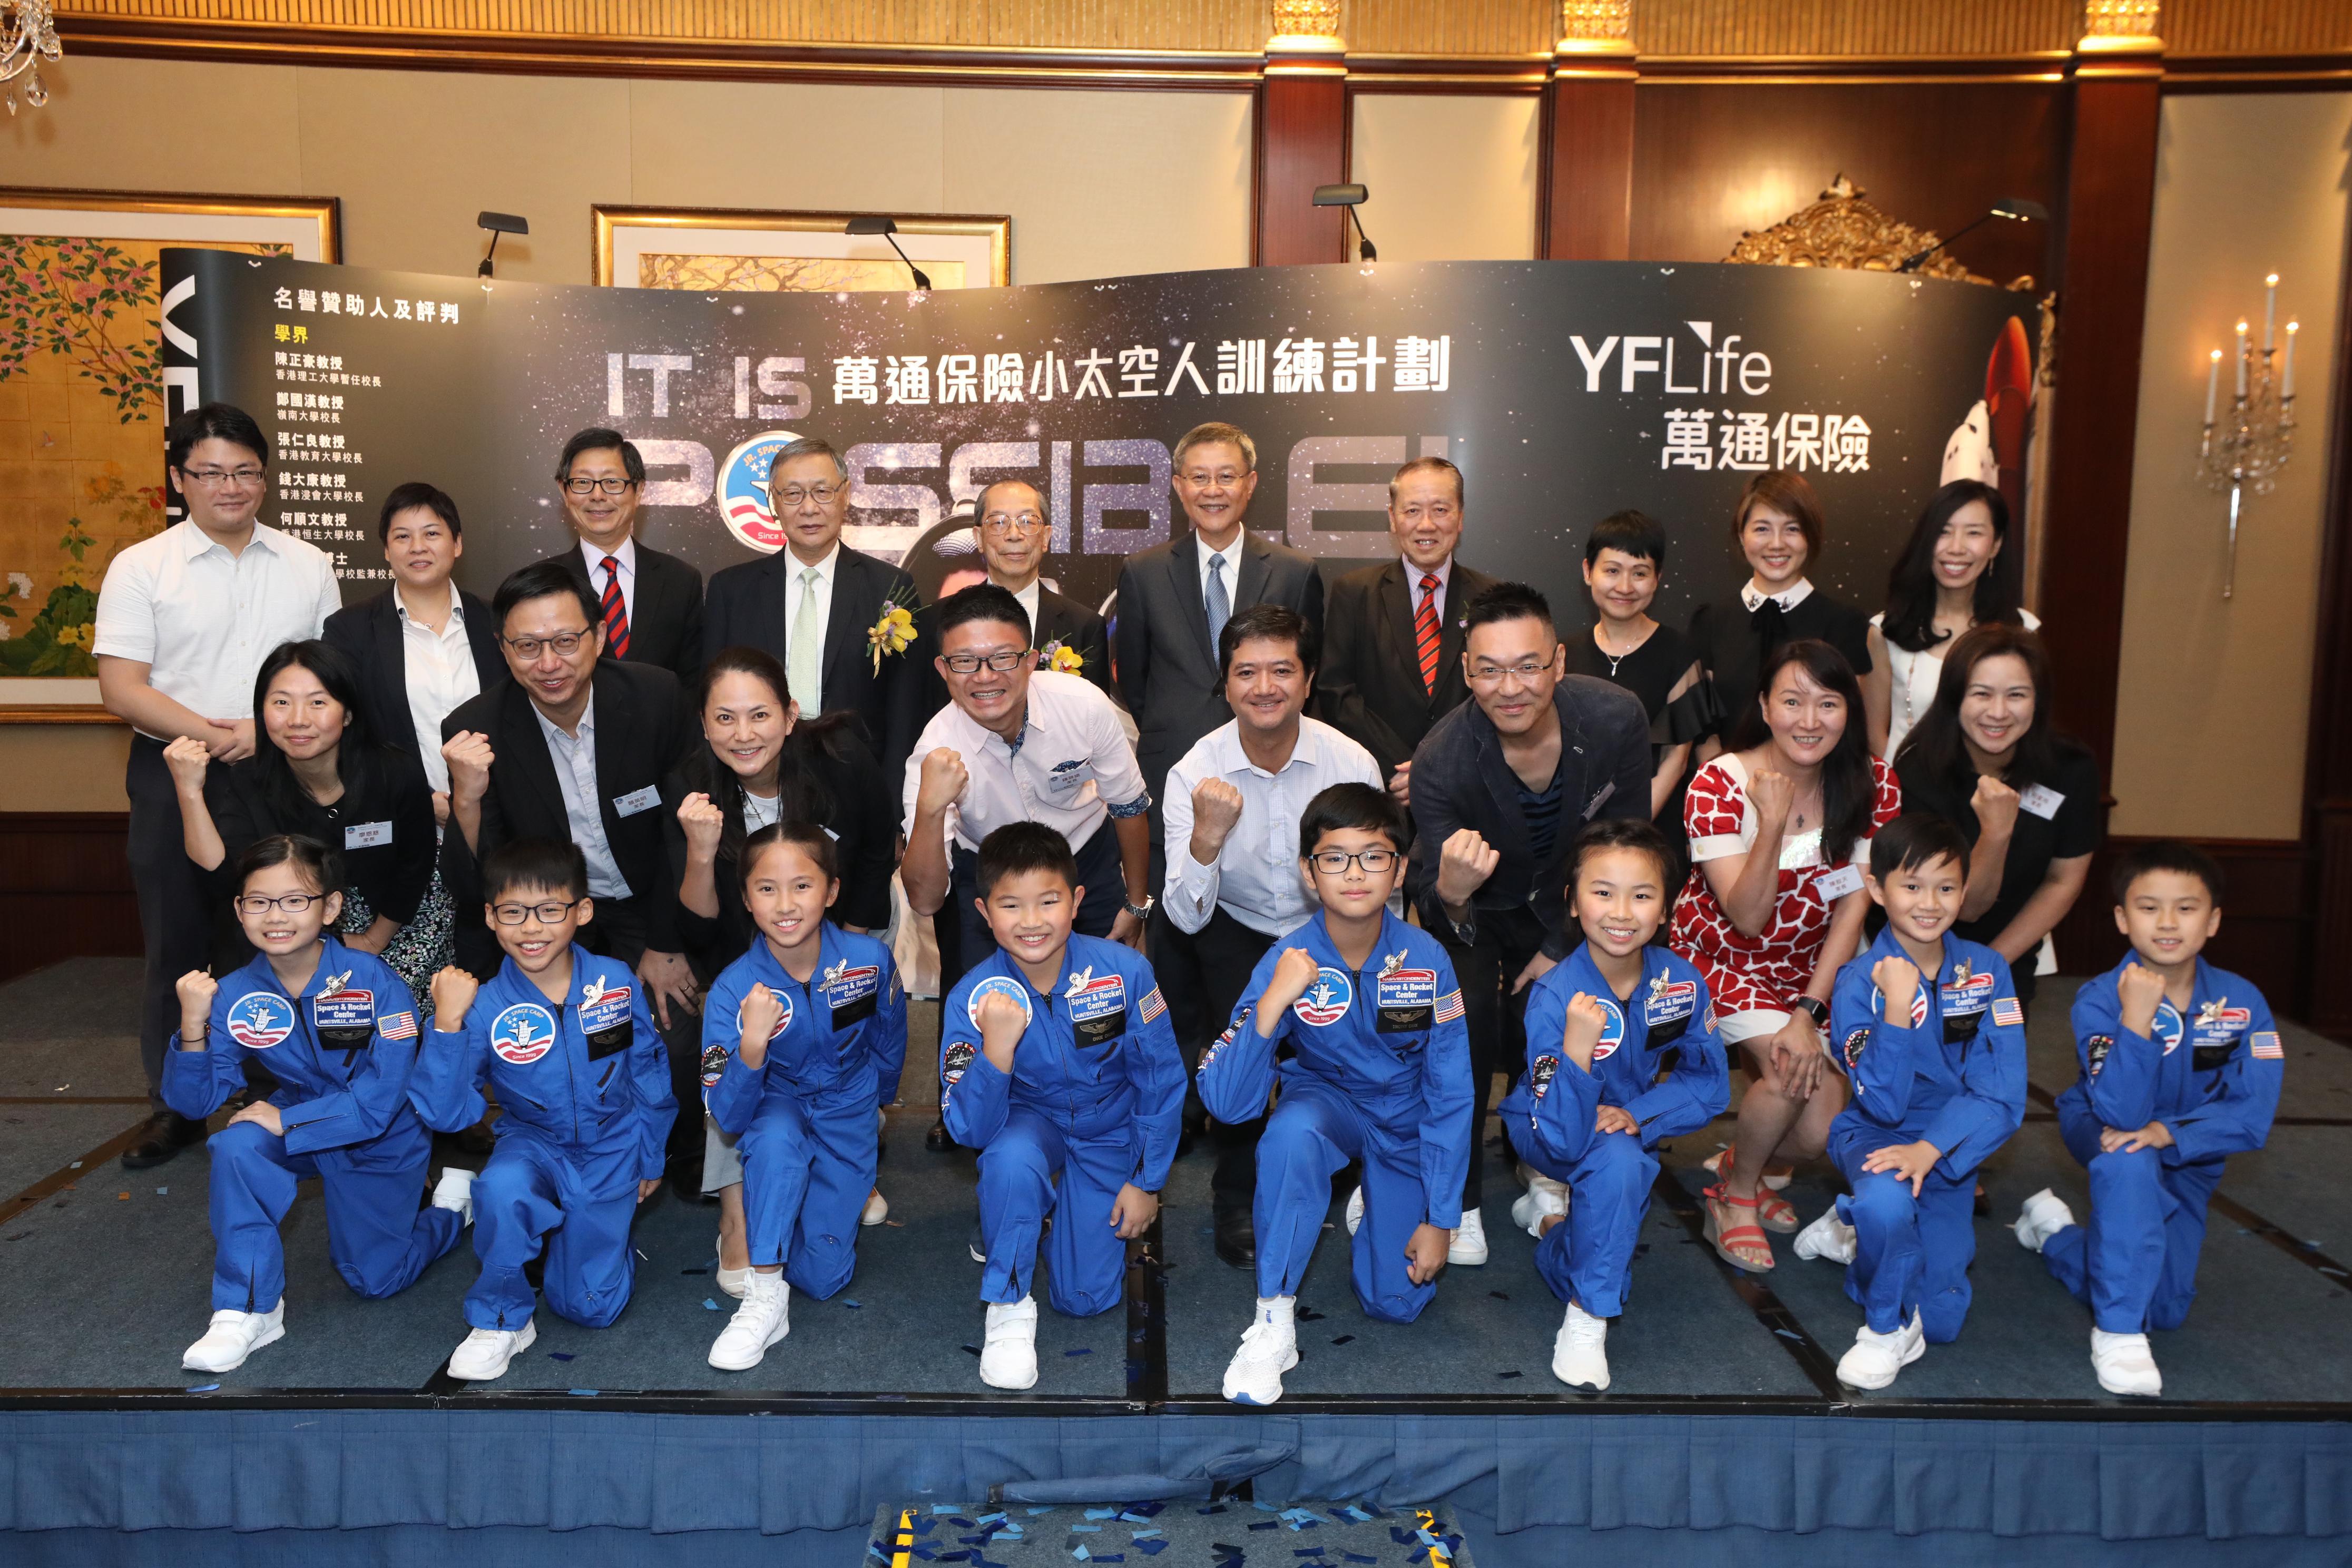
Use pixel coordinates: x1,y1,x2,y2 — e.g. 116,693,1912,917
542,428,705,687
702,437,925,785
440,561,702,1189
1315,456,1496,806
977,478,1112,696
323,481,506,803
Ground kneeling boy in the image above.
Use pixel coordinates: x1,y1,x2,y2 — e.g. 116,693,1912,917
939,822,1183,1391
2014,841,2282,1397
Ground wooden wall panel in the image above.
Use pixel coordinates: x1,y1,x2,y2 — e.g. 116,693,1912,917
0,813,139,983
1256,70,1349,264
1542,69,1638,260
2302,174,2352,1037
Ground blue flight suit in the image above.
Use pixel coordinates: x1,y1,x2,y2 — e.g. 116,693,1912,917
164,938,462,1313
1826,930,2027,1339
940,934,1183,1318
1200,910,1473,1323
1498,944,1727,1317
2044,955,2283,1333
409,946,677,1331
701,926,907,1299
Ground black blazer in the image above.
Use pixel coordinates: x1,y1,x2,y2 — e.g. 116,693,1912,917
321,586,507,773
439,659,695,973
1314,557,1498,781
1113,530,1324,816
1032,584,1114,698
701,544,926,785
206,746,438,928
545,541,707,688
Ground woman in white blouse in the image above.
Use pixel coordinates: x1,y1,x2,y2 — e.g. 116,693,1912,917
1863,480,2037,761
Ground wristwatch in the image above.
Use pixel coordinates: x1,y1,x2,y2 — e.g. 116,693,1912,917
1123,894,1155,921
1791,996,1830,1030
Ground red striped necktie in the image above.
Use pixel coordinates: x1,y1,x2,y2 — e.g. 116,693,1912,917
599,557,632,659
1414,573,1442,694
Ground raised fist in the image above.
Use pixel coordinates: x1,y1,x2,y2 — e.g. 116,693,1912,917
1970,773,2020,840
175,969,217,1034
1435,828,1501,909
677,791,726,857
916,748,970,818
739,982,786,1044
441,731,495,804
1871,954,1924,1026
2116,959,2167,1035
1560,991,1610,1068
1748,767,1795,827
1190,777,1246,854
162,736,212,796
429,965,479,1028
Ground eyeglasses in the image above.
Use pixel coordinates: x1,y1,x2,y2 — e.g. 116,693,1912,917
1468,660,1553,687
492,898,584,926
980,513,1047,536
503,630,592,659
180,467,266,489
563,476,636,496
234,892,324,915
1307,848,1398,875
1179,469,1248,488
943,650,1031,675
773,484,845,507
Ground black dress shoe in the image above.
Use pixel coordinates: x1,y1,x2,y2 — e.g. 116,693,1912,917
1214,1209,1256,1268
121,1112,203,1170
670,1168,715,1204
926,1116,954,1153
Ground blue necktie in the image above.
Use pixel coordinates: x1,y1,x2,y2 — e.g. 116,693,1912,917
1205,552,1230,658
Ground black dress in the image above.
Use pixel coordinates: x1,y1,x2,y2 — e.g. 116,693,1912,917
1562,622,1719,770
1689,584,1875,748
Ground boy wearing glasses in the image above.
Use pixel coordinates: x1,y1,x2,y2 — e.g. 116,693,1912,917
411,838,677,1381
540,427,706,684
1201,783,1473,1404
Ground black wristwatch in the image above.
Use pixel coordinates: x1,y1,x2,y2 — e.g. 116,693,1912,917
1791,996,1830,1030
1123,894,1155,921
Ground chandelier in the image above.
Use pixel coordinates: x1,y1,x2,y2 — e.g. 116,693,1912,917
3,0,60,114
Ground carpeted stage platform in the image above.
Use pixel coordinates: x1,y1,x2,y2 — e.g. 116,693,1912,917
4,958,2351,1565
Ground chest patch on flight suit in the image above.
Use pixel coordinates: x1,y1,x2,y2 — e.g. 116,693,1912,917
1292,967,1353,1028
966,975,1033,1032
1373,954,1437,1034
2152,1002,2184,1056
1065,968,1129,1048
2190,1002,2246,1073
1586,999,1628,1062
1940,965,1994,1017
1644,975,1696,1043
1530,1054,1559,1100
312,977,376,1052
227,992,297,1051
491,1002,558,1065
824,959,881,1031
579,976,635,1061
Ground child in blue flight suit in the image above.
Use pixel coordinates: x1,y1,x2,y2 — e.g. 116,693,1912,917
1202,783,1474,1406
1500,818,1727,1391
411,838,678,1381
1805,813,2026,1390
169,834,468,1374
939,821,1184,1392
2013,841,2283,1397
699,822,907,1371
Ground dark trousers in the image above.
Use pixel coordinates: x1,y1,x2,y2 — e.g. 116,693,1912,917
1151,905,1277,1222
584,893,705,1173
935,820,1124,989
128,737,211,1113
1438,904,1549,1208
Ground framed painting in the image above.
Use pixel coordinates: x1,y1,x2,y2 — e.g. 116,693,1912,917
0,188,340,721
592,205,1010,292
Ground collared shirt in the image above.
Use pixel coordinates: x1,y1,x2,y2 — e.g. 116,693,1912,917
580,537,638,627
532,693,631,900
1161,716,1381,937
779,542,841,700
1406,555,1453,620
93,520,343,736
1006,577,1043,642
903,670,1149,854
1738,576,1815,613
397,583,480,792
1196,532,1247,605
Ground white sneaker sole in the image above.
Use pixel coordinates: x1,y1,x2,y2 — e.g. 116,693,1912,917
449,1319,536,1381
708,1314,790,1371
980,1355,1038,1391
1552,1355,1608,1391
1838,1335,1924,1390
182,1319,285,1374
1222,1345,1299,1405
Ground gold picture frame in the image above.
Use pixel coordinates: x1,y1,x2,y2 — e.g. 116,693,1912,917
0,187,340,723
592,205,1010,293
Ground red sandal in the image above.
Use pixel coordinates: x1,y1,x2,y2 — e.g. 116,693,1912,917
1703,1186,1776,1270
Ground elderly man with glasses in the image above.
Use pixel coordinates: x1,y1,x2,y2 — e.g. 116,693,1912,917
539,427,706,686
971,478,1111,695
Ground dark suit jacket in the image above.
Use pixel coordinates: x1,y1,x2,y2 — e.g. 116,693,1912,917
1404,675,1651,962
1114,530,1324,824
439,659,695,975
322,586,507,773
1314,557,1498,780
701,544,926,785
545,540,707,687
1032,584,1113,698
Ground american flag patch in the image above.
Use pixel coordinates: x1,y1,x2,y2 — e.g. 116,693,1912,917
1434,990,1465,1025
1991,998,2023,1028
379,1011,417,1040
1139,987,1166,1025
2252,1031,2284,1060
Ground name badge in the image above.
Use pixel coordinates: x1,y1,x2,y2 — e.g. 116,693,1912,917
613,785,662,818
1814,863,1865,902
1939,968,1995,1018
1043,759,1091,796
579,976,636,1060
824,959,882,1032
1643,976,1698,1028
344,820,393,850
1374,959,1437,1035
1064,968,1128,1048
2018,783,2065,820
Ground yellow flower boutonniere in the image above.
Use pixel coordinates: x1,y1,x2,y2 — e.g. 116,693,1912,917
1041,640,1085,676
867,588,919,674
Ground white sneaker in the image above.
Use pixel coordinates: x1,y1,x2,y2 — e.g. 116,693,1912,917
182,1300,285,1373
1794,1206,1857,1265
430,1167,475,1226
862,1188,889,1227
2013,1188,2077,1254
708,1270,791,1370
979,1296,1039,1390
1447,1206,1489,1266
1222,1297,1299,1405
1837,1313,1924,1390
1552,1301,1610,1390
2091,1328,2162,1396
1511,1176,1569,1239
1344,1184,1364,1236
447,1318,536,1381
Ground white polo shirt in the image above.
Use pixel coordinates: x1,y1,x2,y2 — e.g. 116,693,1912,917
903,669,1149,855
1161,716,1382,937
92,520,342,737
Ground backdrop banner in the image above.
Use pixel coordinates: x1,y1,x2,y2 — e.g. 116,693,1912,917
160,249,2039,627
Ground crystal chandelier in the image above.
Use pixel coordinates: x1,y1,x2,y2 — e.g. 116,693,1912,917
2,0,61,115
2197,272,2298,601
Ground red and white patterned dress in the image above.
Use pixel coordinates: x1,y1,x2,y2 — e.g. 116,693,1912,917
1668,751,1901,1036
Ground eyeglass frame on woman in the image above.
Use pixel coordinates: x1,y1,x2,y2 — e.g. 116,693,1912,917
491,897,586,926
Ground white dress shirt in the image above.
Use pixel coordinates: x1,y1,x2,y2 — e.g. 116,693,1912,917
532,694,631,900
1196,532,1247,602
1008,577,1043,643
780,543,841,703
1160,716,1383,937
902,670,1149,854
580,537,638,626
93,520,343,737
1406,555,1453,618
397,583,481,792
1739,576,1815,613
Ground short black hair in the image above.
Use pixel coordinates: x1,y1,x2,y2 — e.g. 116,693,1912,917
493,561,603,632
482,838,589,904
1298,782,1405,858
1584,509,1667,569
378,480,462,543
2112,839,2224,906
166,401,269,473
742,821,840,888
936,582,1031,647
974,821,1077,897
1219,603,1319,682
1463,581,1554,637
555,428,645,485
1869,812,1973,882
233,832,344,900
1566,816,1675,893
